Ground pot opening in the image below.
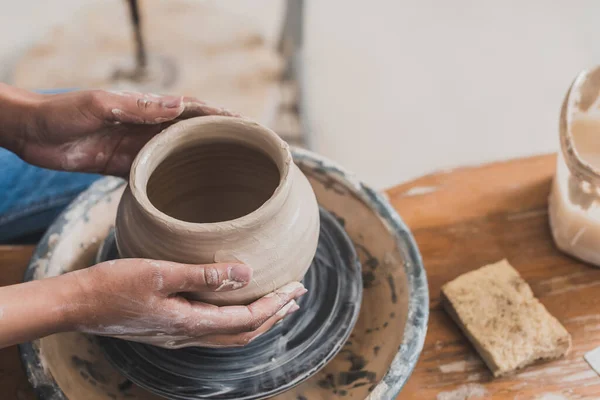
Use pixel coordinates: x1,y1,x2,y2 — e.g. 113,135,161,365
146,141,281,223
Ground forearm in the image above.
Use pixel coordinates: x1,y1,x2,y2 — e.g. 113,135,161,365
0,83,40,155
0,274,80,349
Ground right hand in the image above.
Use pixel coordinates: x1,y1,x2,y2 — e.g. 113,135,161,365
64,259,306,348
3,87,238,177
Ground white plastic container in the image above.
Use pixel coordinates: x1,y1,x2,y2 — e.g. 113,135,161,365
549,67,600,266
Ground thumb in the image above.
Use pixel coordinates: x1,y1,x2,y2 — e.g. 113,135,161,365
161,262,253,293
101,91,184,125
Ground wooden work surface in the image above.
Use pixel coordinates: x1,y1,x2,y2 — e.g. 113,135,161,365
2,153,600,399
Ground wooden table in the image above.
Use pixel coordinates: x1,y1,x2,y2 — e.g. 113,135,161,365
2,154,600,399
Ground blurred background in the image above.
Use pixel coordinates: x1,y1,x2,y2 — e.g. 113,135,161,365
1,0,600,189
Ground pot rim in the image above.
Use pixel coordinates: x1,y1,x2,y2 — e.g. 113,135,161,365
560,66,600,187
20,148,429,400
128,115,294,232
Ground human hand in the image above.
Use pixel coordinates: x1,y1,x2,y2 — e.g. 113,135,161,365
64,259,305,348
0,84,237,176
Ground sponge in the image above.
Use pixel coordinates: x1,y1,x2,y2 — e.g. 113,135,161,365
441,259,571,377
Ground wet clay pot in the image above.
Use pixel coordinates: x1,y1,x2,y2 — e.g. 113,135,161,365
115,116,320,305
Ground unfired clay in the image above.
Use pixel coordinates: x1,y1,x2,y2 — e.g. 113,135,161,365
115,116,320,305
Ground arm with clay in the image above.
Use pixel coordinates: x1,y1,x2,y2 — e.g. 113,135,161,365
0,259,304,349
0,84,306,349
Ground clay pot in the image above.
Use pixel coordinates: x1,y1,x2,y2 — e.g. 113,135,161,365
114,116,320,305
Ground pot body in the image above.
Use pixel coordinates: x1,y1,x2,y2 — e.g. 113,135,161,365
115,116,320,305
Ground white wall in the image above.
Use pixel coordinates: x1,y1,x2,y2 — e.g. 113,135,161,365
0,0,283,81
302,1,600,188
4,1,600,190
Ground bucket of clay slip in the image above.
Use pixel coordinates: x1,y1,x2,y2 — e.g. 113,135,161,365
550,66,600,266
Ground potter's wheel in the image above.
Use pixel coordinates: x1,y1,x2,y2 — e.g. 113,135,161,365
20,149,429,400
95,208,362,400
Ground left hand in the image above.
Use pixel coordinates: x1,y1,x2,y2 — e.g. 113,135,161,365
67,259,305,348
4,86,237,176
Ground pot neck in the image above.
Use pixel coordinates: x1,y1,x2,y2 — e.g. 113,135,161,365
129,116,294,235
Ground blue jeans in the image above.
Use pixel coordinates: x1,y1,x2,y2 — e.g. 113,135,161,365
0,88,101,243
0,149,101,243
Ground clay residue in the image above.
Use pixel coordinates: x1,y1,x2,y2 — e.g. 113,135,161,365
577,67,600,111
565,117,600,210
570,118,600,170
401,185,439,197
436,384,488,400
439,360,468,374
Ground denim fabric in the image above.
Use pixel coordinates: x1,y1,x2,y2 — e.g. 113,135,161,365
0,87,103,243
0,149,101,242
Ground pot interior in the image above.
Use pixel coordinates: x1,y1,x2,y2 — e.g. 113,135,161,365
147,141,280,223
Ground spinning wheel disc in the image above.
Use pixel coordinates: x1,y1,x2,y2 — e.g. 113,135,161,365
96,208,363,400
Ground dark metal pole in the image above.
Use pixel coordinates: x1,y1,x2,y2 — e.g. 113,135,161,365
126,0,147,72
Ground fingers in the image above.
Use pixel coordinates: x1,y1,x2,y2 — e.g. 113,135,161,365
117,299,298,348
167,300,300,349
91,91,240,126
94,91,185,125
205,299,300,347
156,261,253,293
185,281,307,336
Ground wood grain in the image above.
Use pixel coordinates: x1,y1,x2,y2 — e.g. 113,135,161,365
2,153,599,399
0,245,36,400
387,154,556,231
391,154,600,399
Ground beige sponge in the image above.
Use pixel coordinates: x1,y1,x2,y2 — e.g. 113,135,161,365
441,259,571,377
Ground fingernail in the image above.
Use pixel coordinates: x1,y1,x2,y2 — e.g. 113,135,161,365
276,300,297,317
276,282,305,295
160,96,183,108
248,332,264,343
286,301,300,315
228,264,253,283
215,280,246,292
